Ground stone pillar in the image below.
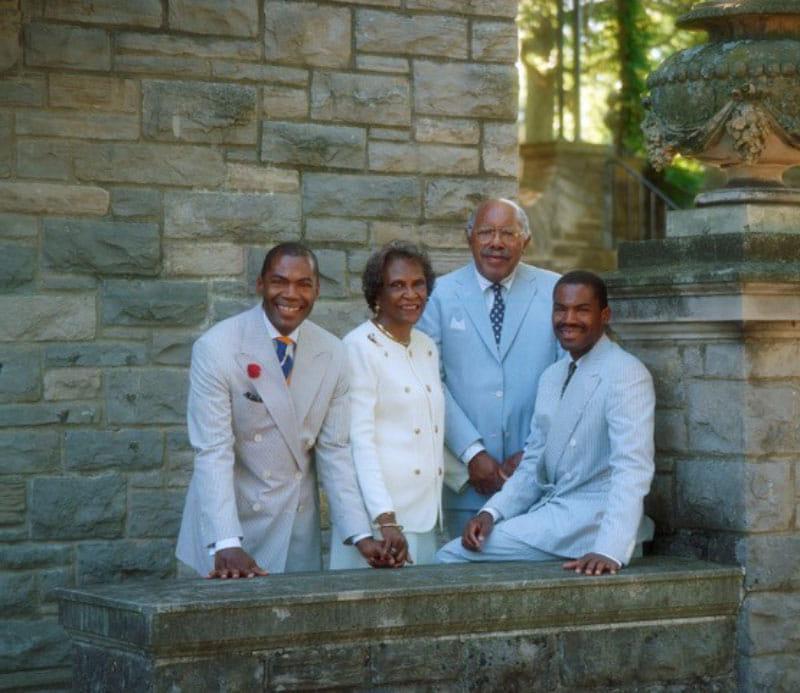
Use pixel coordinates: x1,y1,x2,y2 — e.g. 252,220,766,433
607,204,800,690
635,3,800,684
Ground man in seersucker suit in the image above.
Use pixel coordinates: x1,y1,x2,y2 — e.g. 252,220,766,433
417,198,562,538
177,242,385,578
436,270,655,575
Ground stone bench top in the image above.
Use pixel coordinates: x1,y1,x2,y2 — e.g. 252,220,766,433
57,556,742,656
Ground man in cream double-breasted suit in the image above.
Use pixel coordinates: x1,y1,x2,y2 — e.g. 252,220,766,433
177,243,384,578
437,271,655,575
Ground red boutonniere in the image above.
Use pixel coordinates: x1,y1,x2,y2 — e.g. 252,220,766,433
247,363,261,378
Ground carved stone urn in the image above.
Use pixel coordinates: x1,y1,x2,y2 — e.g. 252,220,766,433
643,0,800,205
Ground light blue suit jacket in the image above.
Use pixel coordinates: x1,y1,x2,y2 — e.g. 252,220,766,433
485,335,656,564
418,262,561,512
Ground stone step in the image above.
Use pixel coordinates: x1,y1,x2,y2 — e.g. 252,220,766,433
57,556,742,691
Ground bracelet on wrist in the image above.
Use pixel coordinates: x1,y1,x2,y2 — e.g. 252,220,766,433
377,522,404,531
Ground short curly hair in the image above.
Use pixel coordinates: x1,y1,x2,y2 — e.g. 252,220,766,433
362,241,436,313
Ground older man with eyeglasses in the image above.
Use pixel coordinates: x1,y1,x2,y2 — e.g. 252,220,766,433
418,198,563,538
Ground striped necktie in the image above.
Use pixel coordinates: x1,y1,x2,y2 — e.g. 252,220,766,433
273,336,294,381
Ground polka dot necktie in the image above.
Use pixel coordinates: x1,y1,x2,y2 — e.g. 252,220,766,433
273,336,294,381
490,283,505,346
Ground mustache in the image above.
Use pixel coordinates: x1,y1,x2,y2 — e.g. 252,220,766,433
556,323,585,331
480,249,511,259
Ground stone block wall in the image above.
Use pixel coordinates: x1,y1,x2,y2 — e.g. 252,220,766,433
0,1,520,688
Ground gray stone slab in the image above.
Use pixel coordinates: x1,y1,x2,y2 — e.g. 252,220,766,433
264,1,351,68
0,243,38,291
74,143,226,188
739,592,800,657
164,191,301,242
43,219,160,276
0,346,40,403
0,181,110,217
76,539,174,585
316,249,348,298
0,214,37,239
414,61,517,119
17,140,75,181
48,74,139,112
0,295,96,342
151,331,197,366
0,618,70,673
45,342,147,367
305,218,368,243
143,80,257,145
128,490,185,538
31,474,126,540
44,0,162,27
116,31,260,61
559,618,736,686
0,402,100,428
105,368,188,424
311,72,410,126
16,110,139,140
667,204,800,237
261,121,366,169
0,480,26,527
0,543,72,570
24,23,110,70
169,0,258,37
356,10,467,58
101,280,207,327
303,173,419,218
424,177,517,220
0,75,46,106
110,188,161,218
65,429,163,472
0,573,35,616
0,431,60,475
735,534,800,591
471,20,518,63
676,459,793,533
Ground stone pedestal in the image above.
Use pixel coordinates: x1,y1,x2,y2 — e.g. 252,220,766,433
57,558,741,692
607,204,800,691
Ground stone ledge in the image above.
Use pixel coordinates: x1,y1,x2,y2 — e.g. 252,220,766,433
58,557,741,654
56,557,742,690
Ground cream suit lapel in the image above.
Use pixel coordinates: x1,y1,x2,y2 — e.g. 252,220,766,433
289,322,331,428
235,305,304,468
545,336,612,469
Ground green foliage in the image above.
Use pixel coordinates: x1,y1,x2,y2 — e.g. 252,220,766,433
518,0,699,152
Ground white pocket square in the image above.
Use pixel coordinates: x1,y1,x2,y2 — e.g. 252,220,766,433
449,317,466,331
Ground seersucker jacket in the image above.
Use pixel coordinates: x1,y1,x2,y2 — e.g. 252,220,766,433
484,334,656,565
176,304,372,575
417,262,562,513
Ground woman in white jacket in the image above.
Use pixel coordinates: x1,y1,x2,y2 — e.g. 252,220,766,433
330,241,444,568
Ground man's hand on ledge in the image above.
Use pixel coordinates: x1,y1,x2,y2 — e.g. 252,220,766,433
563,553,620,576
462,511,495,552
208,547,268,579
468,451,503,495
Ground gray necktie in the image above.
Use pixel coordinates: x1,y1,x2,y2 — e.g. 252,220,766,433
560,361,577,398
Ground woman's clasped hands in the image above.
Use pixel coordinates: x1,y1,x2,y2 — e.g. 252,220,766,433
370,512,413,568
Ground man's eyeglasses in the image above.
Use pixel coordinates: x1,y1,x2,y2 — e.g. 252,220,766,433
474,227,524,243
